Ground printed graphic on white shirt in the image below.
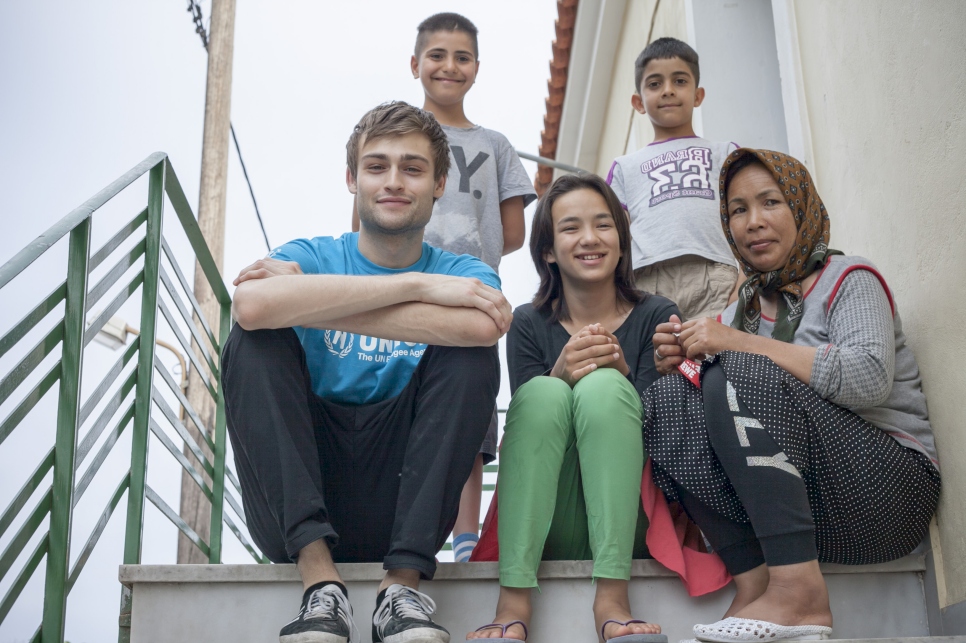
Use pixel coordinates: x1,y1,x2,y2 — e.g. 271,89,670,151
640,146,714,207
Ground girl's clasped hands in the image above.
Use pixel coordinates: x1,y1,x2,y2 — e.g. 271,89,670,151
551,323,630,386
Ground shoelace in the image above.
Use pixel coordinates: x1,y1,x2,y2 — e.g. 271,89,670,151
373,584,438,632
304,585,360,643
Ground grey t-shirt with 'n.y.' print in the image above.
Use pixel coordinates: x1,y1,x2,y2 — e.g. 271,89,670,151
424,124,537,271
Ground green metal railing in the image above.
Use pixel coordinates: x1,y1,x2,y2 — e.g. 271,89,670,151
0,152,265,643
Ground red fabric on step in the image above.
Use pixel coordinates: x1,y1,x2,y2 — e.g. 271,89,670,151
469,459,732,597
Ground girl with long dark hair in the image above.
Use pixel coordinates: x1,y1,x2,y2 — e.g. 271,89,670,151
467,174,678,643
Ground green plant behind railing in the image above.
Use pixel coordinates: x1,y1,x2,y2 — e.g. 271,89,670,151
0,153,266,643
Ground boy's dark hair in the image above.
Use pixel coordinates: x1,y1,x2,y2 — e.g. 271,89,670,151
346,101,451,182
634,37,700,92
415,12,479,58
530,174,643,323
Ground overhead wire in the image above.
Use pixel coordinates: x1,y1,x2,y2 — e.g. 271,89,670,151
186,0,272,252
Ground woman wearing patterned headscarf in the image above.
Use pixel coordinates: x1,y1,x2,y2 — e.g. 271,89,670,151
645,149,940,642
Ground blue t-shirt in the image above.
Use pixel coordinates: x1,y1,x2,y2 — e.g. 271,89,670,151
270,232,501,405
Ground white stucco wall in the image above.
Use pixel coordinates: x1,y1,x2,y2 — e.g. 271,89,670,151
794,0,966,607
692,0,788,151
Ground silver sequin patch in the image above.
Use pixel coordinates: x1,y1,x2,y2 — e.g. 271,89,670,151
746,452,802,478
726,381,739,412
733,416,764,447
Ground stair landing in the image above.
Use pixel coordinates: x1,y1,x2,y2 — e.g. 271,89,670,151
120,556,934,642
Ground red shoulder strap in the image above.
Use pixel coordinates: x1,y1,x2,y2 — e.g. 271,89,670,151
825,265,895,317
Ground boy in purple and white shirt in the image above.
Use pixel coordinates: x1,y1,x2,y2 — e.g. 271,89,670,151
608,37,738,320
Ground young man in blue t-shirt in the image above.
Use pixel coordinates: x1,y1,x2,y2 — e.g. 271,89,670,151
223,102,509,643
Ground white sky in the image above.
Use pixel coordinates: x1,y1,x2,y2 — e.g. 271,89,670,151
0,2,556,641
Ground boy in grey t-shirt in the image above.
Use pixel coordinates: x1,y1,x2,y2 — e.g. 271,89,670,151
607,37,738,320
423,124,534,271
412,12,536,561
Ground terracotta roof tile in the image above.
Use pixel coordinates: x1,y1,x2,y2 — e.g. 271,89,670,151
543,115,559,140
535,0,578,196
551,41,570,68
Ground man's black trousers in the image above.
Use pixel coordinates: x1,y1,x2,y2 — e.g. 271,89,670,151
221,326,500,579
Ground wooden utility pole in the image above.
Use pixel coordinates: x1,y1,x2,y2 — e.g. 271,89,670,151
178,0,236,564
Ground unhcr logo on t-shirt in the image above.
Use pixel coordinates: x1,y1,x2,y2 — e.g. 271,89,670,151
324,330,424,362
324,330,354,358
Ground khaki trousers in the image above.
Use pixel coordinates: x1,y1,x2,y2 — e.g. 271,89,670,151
634,255,738,320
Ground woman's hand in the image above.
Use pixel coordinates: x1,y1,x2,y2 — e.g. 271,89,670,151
550,324,622,387
653,314,686,374
657,315,820,385
678,317,743,361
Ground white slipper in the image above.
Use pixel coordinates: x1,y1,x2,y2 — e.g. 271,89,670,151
693,617,831,642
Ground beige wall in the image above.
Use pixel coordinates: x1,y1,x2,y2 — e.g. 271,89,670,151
595,0,688,175
794,0,966,607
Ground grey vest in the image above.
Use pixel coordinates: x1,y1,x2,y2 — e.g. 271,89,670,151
721,256,937,465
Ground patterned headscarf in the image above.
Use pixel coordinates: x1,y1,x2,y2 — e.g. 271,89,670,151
719,149,841,342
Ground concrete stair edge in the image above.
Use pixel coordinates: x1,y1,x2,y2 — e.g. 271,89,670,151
830,639,966,643
119,553,926,586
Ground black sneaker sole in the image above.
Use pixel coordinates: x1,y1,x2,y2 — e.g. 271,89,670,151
279,633,348,643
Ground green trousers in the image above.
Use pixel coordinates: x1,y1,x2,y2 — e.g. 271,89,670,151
497,368,648,588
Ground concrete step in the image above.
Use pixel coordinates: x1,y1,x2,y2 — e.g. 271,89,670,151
120,555,941,642
832,640,966,643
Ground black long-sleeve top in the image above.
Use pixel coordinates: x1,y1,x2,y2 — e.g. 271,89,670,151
506,295,681,396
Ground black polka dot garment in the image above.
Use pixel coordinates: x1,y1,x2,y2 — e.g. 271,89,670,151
642,351,941,565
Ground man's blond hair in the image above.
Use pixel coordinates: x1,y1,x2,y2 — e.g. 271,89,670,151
346,102,450,182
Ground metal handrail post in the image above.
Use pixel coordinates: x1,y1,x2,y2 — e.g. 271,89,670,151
118,161,165,643
40,218,90,643
0,152,259,639
207,301,232,563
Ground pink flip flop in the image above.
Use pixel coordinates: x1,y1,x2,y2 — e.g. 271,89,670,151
601,619,668,643
473,620,528,642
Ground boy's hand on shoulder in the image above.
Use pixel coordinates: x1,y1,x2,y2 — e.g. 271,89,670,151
233,258,303,286
415,274,512,333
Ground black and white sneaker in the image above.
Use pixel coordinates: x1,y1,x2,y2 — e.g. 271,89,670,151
279,582,359,643
371,584,450,643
